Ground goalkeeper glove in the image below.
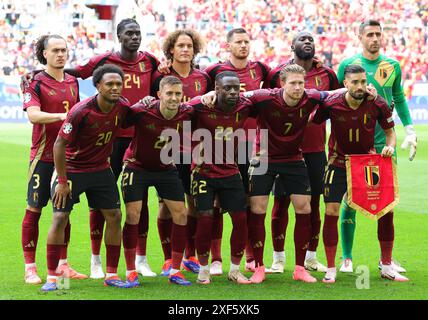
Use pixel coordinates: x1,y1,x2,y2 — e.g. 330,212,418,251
400,125,417,161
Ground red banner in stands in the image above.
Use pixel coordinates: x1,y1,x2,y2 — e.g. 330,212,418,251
346,154,399,220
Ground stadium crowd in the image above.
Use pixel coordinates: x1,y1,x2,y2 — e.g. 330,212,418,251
0,0,428,81
1,0,427,84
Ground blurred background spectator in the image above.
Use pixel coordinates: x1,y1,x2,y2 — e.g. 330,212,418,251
1,0,427,91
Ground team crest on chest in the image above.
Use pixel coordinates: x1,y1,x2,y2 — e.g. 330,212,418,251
139,62,146,72
315,76,322,87
250,69,257,79
195,80,201,92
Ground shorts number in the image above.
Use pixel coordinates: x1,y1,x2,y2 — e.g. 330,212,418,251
63,101,70,113
124,74,141,89
349,128,360,143
214,126,233,141
122,172,134,187
154,136,172,149
284,122,293,135
192,180,207,195
95,131,113,146
32,174,40,189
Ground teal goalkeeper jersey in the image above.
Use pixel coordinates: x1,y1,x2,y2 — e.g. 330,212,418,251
337,53,413,147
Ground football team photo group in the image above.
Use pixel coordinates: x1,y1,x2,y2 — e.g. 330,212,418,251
1,0,426,301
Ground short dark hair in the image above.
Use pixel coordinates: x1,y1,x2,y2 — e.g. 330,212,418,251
159,76,182,90
226,28,248,42
344,64,366,77
35,34,66,65
92,64,124,86
162,29,203,62
215,71,239,85
359,19,382,34
116,18,139,37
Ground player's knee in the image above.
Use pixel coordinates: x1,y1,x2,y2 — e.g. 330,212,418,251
294,201,311,214
158,202,172,219
51,213,69,230
325,205,340,217
173,210,187,225
26,205,42,213
104,209,122,225
125,209,140,224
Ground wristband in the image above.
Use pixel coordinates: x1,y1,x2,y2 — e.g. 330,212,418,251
58,176,68,185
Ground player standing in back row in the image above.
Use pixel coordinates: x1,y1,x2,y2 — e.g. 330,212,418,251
21,34,86,284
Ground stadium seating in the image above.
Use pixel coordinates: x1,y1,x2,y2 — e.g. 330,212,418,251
1,0,427,86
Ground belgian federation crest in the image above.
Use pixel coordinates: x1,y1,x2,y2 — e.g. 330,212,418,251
195,81,201,92
139,62,146,72
315,76,322,87
250,69,256,80
346,154,399,220
364,165,380,187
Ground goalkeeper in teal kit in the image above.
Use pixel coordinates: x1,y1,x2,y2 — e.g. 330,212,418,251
336,19,417,274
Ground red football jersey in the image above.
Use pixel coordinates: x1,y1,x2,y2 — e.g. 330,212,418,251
247,88,326,163
151,67,213,102
124,101,194,171
313,93,395,168
189,96,255,178
58,96,130,173
205,60,270,140
75,51,159,138
23,71,79,162
264,59,339,153
151,67,213,154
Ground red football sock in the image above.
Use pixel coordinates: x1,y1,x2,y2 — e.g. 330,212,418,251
136,200,149,256
271,196,290,252
308,195,321,252
249,212,266,267
210,207,223,262
294,213,312,267
22,209,41,264
323,215,339,268
122,223,138,270
60,220,70,260
105,244,121,274
230,211,248,265
196,215,213,266
185,215,197,258
378,211,394,265
47,244,62,276
245,206,254,263
157,218,172,260
89,209,105,255
171,223,186,270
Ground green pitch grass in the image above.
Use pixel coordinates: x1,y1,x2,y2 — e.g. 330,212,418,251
0,123,426,300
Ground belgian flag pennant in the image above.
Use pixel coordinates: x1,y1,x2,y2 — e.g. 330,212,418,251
346,154,399,220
